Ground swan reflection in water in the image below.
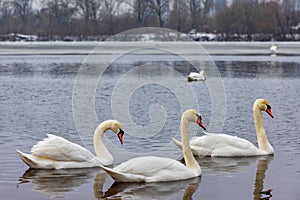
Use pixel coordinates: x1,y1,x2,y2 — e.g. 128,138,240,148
17,156,272,199
18,167,201,199
98,176,201,199
18,168,102,198
253,156,273,200
196,156,273,200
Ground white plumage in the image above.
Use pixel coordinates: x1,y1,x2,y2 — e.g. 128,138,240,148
101,156,199,182
187,70,206,82
17,120,124,169
173,99,274,157
270,43,277,54
100,109,206,182
173,133,271,157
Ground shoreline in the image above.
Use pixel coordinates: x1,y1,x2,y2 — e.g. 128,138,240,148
0,41,299,56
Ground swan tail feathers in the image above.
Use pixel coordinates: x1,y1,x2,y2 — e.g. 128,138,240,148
172,138,183,149
187,76,194,82
30,134,57,153
99,165,145,182
16,150,38,168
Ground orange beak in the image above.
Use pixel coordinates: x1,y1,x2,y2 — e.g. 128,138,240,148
197,116,206,130
118,130,124,145
266,106,274,118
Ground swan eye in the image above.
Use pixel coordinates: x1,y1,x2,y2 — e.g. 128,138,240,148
266,104,271,110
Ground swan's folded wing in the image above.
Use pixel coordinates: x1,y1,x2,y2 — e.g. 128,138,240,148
203,134,260,156
114,156,177,175
213,134,257,150
188,72,200,79
31,134,95,162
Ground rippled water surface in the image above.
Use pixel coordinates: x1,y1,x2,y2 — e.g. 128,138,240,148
0,43,299,200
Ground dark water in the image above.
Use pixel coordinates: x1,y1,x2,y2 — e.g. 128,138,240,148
0,52,300,199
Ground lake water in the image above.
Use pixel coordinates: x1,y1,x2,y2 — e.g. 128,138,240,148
0,42,299,200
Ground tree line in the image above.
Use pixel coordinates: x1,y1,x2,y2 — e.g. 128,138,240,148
0,0,299,41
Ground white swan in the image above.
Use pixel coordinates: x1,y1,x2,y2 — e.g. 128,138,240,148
17,120,124,169
270,43,277,54
173,99,274,157
187,70,206,82
99,109,206,182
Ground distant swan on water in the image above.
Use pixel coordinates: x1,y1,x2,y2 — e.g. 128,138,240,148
270,43,277,55
17,120,124,169
187,70,206,82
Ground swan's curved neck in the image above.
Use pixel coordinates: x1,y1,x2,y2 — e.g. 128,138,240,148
181,117,200,171
93,120,113,163
253,106,273,152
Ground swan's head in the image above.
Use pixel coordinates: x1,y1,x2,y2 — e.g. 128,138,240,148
111,120,125,144
254,99,274,118
183,109,206,130
200,70,206,76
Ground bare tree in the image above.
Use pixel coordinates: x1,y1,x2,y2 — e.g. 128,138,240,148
215,5,234,39
126,0,149,26
76,0,101,35
0,0,300,40
12,0,32,33
101,0,124,35
0,0,14,34
45,0,77,37
147,0,169,27
200,0,214,31
168,0,189,32
182,0,214,31
277,0,297,40
77,0,102,22
241,1,257,40
254,1,278,39
184,0,201,30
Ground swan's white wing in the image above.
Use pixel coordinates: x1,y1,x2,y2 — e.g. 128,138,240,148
101,156,198,182
115,156,189,174
31,134,95,162
187,72,201,79
190,133,261,157
270,45,277,51
187,72,205,81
